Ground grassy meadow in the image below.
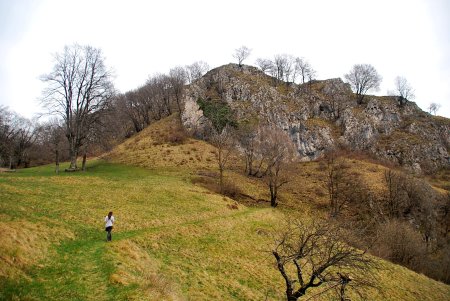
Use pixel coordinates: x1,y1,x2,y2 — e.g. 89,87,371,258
1,117,450,300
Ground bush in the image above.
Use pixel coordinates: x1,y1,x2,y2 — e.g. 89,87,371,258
372,220,426,269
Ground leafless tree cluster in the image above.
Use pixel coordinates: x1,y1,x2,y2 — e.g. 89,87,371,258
0,107,71,171
31,119,68,173
324,157,450,283
185,61,210,84
0,106,38,169
256,55,316,85
272,218,377,301
38,44,211,171
114,62,210,137
344,64,382,104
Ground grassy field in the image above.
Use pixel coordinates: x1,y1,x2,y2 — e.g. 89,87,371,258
1,118,449,300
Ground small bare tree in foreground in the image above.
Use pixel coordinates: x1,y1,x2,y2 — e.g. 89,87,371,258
273,219,377,301
233,46,251,67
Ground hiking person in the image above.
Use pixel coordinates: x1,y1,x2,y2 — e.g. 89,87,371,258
105,211,115,241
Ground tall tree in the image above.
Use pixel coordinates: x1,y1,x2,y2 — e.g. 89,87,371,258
344,64,382,104
40,44,114,170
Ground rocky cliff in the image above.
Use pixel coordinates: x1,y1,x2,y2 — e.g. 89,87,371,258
182,64,449,172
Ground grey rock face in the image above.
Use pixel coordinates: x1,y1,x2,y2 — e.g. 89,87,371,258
182,64,449,172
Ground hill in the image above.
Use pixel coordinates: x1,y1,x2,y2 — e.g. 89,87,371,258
3,116,448,300
181,64,449,173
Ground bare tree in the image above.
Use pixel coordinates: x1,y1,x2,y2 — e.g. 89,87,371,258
327,155,349,217
210,125,234,194
428,102,441,115
13,117,37,168
40,44,114,170
272,219,377,301
0,106,19,168
255,58,274,73
393,76,415,106
273,54,288,82
168,66,187,115
38,119,65,173
152,73,174,116
0,107,38,168
185,61,210,84
115,90,149,133
236,122,259,176
383,169,407,218
259,127,296,207
233,46,251,67
294,57,315,84
322,80,346,120
344,64,382,104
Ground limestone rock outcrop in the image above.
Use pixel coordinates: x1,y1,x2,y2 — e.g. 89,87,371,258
182,64,449,172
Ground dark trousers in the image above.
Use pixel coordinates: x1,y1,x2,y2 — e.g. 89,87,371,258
105,226,113,241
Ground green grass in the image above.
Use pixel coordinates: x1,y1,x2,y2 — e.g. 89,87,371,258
1,160,449,300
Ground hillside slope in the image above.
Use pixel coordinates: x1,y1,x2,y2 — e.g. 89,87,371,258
1,119,449,300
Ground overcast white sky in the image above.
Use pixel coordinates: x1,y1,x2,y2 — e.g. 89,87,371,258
1,0,449,118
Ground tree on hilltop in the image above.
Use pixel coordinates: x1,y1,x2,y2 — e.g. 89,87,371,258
233,46,251,67
391,76,415,106
344,64,382,104
428,102,441,115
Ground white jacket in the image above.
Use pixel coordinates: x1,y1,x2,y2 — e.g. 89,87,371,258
105,216,115,227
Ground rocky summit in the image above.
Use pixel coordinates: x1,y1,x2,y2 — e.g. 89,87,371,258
182,63,449,173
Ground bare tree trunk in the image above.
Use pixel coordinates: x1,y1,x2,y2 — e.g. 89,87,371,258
219,167,224,194
67,134,80,170
81,146,87,172
9,154,12,170
270,182,278,207
219,148,224,194
55,149,59,174
69,146,78,170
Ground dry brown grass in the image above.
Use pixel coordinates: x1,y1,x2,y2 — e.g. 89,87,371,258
104,115,217,171
106,240,183,301
0,218,74,279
